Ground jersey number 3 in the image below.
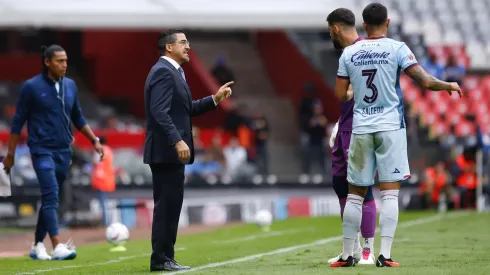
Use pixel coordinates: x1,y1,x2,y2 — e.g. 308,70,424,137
361,69,378,103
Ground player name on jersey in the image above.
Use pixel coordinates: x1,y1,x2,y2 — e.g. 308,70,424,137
361,106,384,116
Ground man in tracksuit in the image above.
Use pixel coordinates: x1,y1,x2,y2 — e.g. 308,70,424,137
2,45,104,260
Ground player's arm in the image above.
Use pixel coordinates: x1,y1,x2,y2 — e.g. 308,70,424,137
398,43,462,97
406,65,460,94
335,77,351,101
335,52,351,101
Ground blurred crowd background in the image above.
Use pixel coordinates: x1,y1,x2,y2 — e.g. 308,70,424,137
0,0,490,229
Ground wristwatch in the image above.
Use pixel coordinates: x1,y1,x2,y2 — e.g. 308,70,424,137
92,137,100,145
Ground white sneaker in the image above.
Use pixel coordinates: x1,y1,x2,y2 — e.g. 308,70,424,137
327,249,362,263
357,248,375,265
52,239,77,260
29,242,52,260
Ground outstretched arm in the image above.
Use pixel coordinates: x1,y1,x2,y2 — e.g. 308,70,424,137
406,65,455,91
398,42,462,97
192,81,234,117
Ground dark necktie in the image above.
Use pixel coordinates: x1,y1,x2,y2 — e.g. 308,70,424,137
178,67,186,81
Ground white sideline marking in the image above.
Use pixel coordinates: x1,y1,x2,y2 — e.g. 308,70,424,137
212,227,316,245
14,254,149,275
14,248,186,275
165,212,470,275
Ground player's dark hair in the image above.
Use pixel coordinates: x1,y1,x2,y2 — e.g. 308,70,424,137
362,3,388,26
40,44,65,73
326,8,356,27
158,29,185,54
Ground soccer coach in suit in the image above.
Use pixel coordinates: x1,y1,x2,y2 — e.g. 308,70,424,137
144,29,233,272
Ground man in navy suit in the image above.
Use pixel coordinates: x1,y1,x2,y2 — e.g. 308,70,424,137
144,29,233,272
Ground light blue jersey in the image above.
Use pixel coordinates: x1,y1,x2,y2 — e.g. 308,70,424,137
337,37,418,134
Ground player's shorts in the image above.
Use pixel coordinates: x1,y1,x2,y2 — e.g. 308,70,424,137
331,130,351,176
347,128,411,186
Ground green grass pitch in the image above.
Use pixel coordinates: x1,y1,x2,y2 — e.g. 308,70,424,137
2,211,490,274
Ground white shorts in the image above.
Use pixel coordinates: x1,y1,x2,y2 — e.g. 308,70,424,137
347,128,411,186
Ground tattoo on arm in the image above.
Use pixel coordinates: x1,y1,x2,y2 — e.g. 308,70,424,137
406,65,452,91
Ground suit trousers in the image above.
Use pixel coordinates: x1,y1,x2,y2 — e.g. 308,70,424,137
150,163,185,264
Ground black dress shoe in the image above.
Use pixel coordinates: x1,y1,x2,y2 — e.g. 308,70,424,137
150,260,191,272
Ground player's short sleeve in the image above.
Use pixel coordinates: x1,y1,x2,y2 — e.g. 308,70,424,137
397,43,418,72
337,52,349,79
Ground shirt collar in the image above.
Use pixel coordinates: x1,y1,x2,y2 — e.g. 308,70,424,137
353,37,364,44
161,56,180,70
42,73,63,85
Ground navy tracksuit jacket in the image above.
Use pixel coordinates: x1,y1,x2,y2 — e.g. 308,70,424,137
10,73,87,240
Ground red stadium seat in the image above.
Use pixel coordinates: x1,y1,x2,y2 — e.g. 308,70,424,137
427,91,441,103
431,119,449,137
446,112,462,125
399,74,410,87
454,121,476,137
421,109,438,126
434,100,449,114
404,87,420,103
456,56,470,68
475,102,489,116
428,45,469,68
411,98,428,116
477,112,490,125
428,45,446,56
481,76,490,92
447,91,464,103
464,75,481,90
454,100,469,115
447,45,464,56
480,123,490,135
468,88,484,102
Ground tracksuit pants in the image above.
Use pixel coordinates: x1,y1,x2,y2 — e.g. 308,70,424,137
31,151,71,244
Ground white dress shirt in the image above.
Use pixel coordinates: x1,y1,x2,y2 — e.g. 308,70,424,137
54,82,60,96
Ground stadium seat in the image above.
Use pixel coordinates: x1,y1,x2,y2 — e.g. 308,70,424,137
481,76,490,91
431,119,449,137
446,112,462,125
411,97,428,116
480,122,490,134
477,112,490,126
403,87,420,104
421,109,438,127
475,102,489,117
468,88,484,102
453,100,469,115
464,76,481,90
454,121,476,137
434,100,449,114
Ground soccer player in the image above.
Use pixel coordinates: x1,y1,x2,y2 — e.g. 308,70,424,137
331,3,462,268
326,8,377,265
2,45,104,260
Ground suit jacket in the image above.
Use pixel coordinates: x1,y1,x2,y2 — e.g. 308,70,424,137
143,58,217,165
